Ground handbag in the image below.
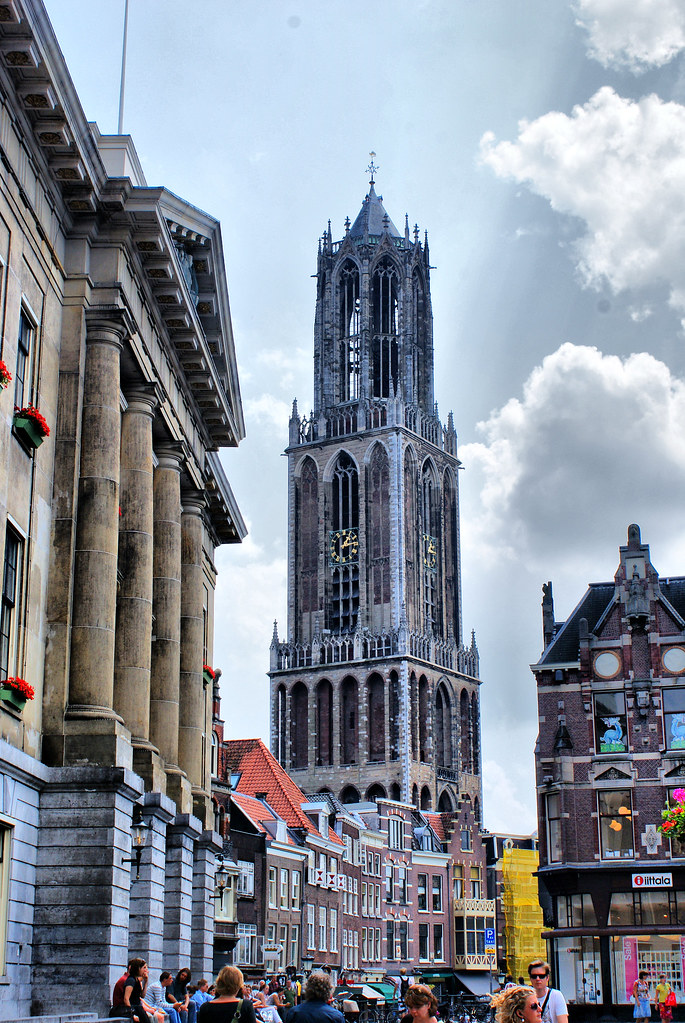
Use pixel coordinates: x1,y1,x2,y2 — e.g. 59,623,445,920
665,992,677,1007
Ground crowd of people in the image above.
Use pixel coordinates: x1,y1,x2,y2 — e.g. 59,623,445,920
111,953,679,1023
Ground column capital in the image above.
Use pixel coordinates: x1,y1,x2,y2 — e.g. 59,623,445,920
124,384,161,418
155,441,186,473
84,306,134,348
181,490,207,516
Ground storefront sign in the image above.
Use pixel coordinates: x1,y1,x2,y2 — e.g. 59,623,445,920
632,873,673,888
624,937,638,1001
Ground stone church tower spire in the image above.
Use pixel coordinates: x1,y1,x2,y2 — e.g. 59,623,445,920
269,174,482,815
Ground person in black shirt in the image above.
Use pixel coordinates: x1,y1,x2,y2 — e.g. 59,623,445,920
199,965,257,1023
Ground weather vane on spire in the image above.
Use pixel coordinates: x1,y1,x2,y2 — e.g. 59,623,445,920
366,151,378,185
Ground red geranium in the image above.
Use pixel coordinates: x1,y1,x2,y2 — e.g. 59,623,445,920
15,404,50,437
0,360,11,386
3,677,35,700
659,790,685,839
203,664,216,679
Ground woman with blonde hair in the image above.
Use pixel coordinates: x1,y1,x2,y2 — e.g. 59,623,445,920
491,985,543,1023
198,966,257,1023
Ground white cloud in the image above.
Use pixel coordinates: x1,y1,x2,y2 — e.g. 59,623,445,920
461,342,685,571
481,88,685,316
244,393,291,431
573,0,685,71
482,758,538,834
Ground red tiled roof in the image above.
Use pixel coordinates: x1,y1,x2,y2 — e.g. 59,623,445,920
231,791,278,834
225,738,342,845
424,812,447,842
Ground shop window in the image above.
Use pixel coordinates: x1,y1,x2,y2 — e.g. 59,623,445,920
608,892,636,926
664,688,685,750
557,893,597,927
594,692,628,753
546,792,562,863
638,892,671,927
598,789,634,859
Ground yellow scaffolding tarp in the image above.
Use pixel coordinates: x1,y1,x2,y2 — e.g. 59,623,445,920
501,848,546,981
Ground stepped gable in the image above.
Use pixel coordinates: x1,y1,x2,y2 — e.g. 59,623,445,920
225,738,342,844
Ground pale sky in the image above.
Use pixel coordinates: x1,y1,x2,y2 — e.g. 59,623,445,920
44,0,685,833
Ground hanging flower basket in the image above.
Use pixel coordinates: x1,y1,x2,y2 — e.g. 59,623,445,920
13,404,50,449
659,788,685,839
203,663,216,685
0,677,35,713
0,360,11,389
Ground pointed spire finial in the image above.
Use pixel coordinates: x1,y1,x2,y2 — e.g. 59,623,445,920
405,214,410,244
414,223,420,243
345,216,350,234
366,150,378,185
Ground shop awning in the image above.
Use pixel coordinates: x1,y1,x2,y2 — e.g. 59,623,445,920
368,983,399,1003
454,972,495,996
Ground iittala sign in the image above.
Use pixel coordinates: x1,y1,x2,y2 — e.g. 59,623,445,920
632,873,673,888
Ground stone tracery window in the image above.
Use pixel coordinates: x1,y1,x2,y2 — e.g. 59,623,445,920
329,453,359,633
371,258,399,398
338,260,360,401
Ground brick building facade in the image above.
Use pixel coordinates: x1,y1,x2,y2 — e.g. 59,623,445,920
533,525,685,1018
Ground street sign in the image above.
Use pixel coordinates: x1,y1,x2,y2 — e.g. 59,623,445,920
484,927,496,955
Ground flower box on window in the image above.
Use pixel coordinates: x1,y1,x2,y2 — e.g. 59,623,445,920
203,663,216,685
0,677,35,713
13,404,50,449
0,360,11,390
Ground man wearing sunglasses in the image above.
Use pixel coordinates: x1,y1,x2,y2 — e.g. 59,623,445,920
527,960,568,1023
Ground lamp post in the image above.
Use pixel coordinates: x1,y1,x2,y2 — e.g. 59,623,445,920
302,953,315,978
123,803,150,880
212,853,230,909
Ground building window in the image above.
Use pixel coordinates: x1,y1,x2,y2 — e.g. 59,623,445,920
594,691,628,754
386,920,395,960
319,906,327,951
453,864,463,899
388,816,404,850
432,874,442,912
280,868,289,908
362,926,368,961
361,881,368,914
279,924,288,970
460,828,471,851
233,923,257,965
290,924,299,969
344,834,352,861
397,866,407,905
398,920,408,959
419,923,429,960
417,873,428,911
385,863,393,903
598,789,634,859
13,309,34,412
375,883,381,916
291,869,301,910
557,893,597,927
433,924,443,960
546,792,562,863
237,860,254,896
608,892,636,926
470,866,482,899
663,688,685,751
307,904,315,949
0,527,23,682
330,907,338,952
267,867,277,907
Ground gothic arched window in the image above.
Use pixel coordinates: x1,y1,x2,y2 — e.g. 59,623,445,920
290,682,309,770
410,671,418,760
421,786,432,811
297,458,319,632
471,691,480,775
435,683,452,769
419,675,429,762
368,444,390,624
316,679,333,766
389,670,400,761
340,784,360,803
371,258,399,398
341,676,358,765
421,460,440,632
366,783,386,801
460,687,471,774
404,447,418,629
329,453,359,633
443,467,459,641
276,684,287,765
412,267,429,405
367,672,385,762
338,260,360,401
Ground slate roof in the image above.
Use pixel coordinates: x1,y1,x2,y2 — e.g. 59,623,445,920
536,577,685,667
349,183,401,239
224,738,342,845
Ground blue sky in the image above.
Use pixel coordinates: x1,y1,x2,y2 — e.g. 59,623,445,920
44,0,685,832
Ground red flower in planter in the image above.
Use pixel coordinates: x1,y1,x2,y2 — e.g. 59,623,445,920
3,677,35,700
203,664,216,679
15,404,50,437
0,360,11,387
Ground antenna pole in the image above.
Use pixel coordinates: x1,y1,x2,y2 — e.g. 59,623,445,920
117,0,130,134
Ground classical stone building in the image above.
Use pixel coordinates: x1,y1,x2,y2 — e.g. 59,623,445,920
269,169,482,814
533,525,685,1018
0,0,245,1015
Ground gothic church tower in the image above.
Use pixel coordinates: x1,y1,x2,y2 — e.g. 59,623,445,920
269,169,482,815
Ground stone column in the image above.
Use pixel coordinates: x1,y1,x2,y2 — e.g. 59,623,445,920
179,495,209,825
66,313,130,768
191,830,222,977
114,388,163,788
31,766,143,1017
127,791,176,971
150,445,191,811
164,814,202,967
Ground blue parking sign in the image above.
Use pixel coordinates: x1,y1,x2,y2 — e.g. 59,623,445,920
485,928,495,945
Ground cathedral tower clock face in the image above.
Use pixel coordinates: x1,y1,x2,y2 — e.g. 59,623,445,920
422,533,438,571
329,528,359,564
